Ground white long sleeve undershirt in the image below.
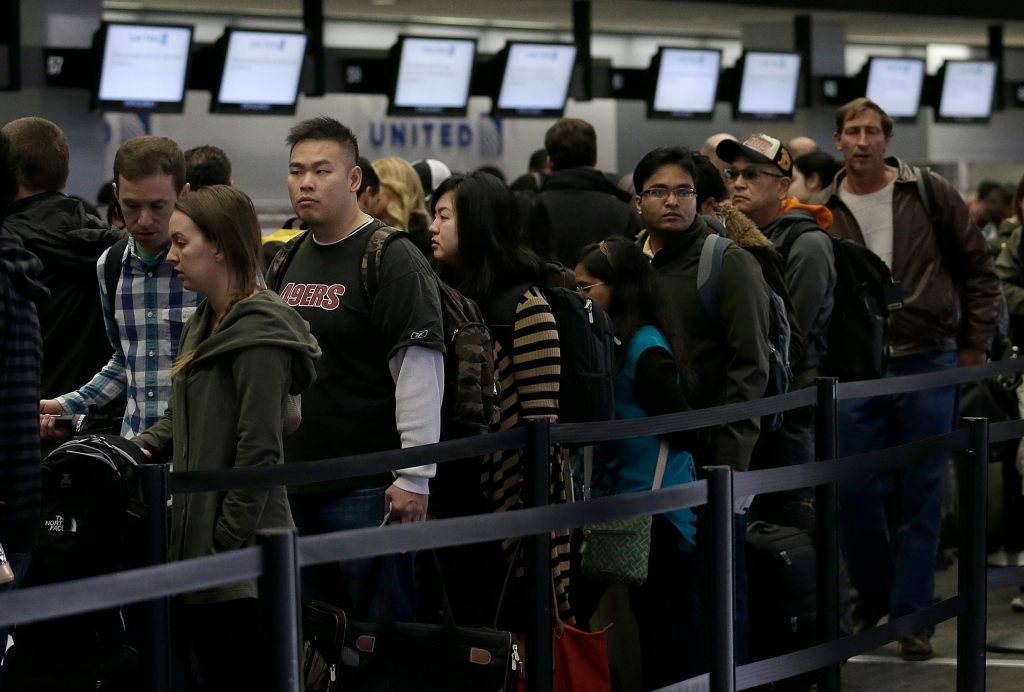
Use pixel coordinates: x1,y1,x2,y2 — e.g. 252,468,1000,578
387,345,445,495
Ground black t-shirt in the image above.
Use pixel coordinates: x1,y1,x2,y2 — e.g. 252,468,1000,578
277,221,444,491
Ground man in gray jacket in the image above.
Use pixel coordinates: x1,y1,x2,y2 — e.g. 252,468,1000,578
718,134,836,530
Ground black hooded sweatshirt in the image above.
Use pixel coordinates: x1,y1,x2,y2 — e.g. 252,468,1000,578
2,192,124,397
0,235,49,551
537,167,642,267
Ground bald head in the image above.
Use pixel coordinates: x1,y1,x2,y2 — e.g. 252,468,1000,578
701,133,738,174
788,136,820,159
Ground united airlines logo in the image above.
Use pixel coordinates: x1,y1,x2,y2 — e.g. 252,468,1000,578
280,283,346,310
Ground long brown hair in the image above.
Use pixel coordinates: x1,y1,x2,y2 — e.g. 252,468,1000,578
172,185,263,374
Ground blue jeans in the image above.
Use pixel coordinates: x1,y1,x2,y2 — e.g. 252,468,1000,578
838,350,959,625
0,551,32,686
290,486,417,622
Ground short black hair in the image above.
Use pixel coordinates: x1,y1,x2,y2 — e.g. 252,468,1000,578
544,118,597,170
184,145,232,191
286,116,359,166
693,153,729,208
357,156,379,196
977,180,1013,204
475,165,506,184
97,180,116,205
528,148,548,171
633,147,698,197
793,152,842,190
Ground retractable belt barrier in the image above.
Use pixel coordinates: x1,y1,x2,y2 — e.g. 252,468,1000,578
4,359,1024,692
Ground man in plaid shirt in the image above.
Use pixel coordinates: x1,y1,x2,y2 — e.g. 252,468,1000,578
40,136,199,438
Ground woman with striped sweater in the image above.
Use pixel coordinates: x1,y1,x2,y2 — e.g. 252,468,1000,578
428,171,572,629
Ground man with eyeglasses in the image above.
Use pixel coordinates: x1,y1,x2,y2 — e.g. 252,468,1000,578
717,134,836,531
633,147,770,667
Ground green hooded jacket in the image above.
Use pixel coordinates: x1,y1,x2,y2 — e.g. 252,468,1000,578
135,290,320,604
638,214,770,471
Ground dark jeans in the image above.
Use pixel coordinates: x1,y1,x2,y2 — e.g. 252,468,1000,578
838,350,959,625
177,598,260,690
572,515,702,691
0,551,32,689
290,486,417,622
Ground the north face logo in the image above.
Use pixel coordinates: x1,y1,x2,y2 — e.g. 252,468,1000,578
44,515,77,533
280,283,346,310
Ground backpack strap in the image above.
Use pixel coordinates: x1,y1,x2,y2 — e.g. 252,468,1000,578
103,236,130,318
913,165,966,284
359,219,408,305
696,234,732,323
776,216,826,264
264,229,310,293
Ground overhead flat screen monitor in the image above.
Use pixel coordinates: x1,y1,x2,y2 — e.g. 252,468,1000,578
938,60,998,123
736,51,802,120
213,29,307,114
390,36,476,116
865,57,925,120
97,23,193,113
494,42,577,117
649,47,722,119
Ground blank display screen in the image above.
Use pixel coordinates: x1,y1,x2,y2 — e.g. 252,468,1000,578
939,61,997,120
866,58,925,119
738,52,801,117
393,37,476,112
497,43,577,114
98,24,192,108
652,48,721,117
217,31,307,110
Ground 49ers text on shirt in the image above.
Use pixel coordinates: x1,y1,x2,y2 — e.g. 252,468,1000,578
280,283,346,310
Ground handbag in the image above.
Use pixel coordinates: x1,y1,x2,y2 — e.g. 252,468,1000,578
578,440,669,586
301,601,347,691
337,552,520,692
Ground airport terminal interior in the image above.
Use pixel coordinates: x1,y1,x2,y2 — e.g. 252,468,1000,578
4,1,1024,691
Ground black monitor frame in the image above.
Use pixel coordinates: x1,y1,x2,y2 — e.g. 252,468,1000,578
646,46,722,121
210,27,308,115
733,50,802,122
94,21,194,114
934,59,999,124
490,41,577,118
862,56,926,123
387,35,477,117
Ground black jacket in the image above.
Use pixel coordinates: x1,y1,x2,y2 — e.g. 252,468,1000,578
538,167,642,267
0,236,49,551
2,193,124,398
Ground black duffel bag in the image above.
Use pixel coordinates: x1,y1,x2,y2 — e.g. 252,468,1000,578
302,552,520,692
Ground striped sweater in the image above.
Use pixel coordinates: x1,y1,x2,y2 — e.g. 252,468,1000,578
483,285,574,623
0,237,48,552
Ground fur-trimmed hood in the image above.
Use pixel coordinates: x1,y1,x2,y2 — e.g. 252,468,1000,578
712,201,774,250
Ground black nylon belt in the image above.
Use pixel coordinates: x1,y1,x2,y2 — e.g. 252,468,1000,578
990,418,1024,444
837,358,1024,400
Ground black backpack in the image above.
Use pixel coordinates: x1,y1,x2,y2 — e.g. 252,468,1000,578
696,233,792,432
488,263,615,425
14,435,149,648
777,218,900,383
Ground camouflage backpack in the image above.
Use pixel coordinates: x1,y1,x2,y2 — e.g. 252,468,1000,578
361,225,499,439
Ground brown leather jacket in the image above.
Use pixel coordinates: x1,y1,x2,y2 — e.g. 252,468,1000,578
813,158,1000,357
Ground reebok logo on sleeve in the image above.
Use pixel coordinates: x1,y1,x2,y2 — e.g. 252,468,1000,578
280,283,346,310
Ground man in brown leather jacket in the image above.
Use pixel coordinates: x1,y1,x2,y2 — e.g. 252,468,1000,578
813,98,1001,661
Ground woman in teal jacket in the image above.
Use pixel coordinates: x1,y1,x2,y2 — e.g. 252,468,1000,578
134,185,319,689
573,236,701,690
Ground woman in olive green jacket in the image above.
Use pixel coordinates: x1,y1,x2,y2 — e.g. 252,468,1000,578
134,185,319,688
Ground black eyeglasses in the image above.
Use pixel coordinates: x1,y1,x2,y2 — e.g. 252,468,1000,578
640,187,697,200
723,168,785,183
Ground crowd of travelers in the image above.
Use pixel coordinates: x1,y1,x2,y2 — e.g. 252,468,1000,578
0,95,1020,691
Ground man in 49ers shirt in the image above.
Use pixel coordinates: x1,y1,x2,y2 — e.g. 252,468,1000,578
266,117,444,621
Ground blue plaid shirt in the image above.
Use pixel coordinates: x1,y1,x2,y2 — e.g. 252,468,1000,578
57,238,200,438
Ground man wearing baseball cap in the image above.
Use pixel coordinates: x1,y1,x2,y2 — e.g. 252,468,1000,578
718,134,837,532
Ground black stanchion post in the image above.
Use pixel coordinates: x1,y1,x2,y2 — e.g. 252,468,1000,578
257,529,301,692
707,465,735,692
524,418,552,692
957,417,989,692
140,463,170,692
814,377,840,692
